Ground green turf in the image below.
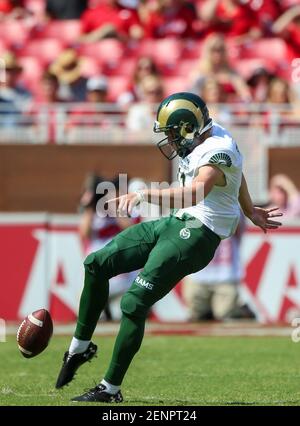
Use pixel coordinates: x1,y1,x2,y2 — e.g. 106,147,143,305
1,335,300,406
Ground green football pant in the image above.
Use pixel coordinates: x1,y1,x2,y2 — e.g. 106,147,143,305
75,214,220,385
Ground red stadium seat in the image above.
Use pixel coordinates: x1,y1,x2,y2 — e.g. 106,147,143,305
240,38,290,63
182,39,203,59
176,59,198,77
18,56,43,80
0,39,9,56
18,39,65,66
232,58,276,80
0,21,29,47
79,40,125,77
140,39,183,61
103,57,137,77
128,39,184,76
80,57,101,78
107,76,130,102
135,39,183,73
34,20,82,45
162,77,188,96
17,57,44,98
79,39,124,63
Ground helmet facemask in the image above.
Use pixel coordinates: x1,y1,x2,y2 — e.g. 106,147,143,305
154,121,197,160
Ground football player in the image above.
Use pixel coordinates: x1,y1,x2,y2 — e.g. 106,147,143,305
56,92,282,402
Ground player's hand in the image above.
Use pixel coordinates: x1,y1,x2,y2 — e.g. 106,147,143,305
107,193,141,217
249,206,283,233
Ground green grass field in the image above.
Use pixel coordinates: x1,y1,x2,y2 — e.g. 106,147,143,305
1,335,300,406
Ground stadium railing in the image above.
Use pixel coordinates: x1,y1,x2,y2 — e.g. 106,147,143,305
0,102,299,145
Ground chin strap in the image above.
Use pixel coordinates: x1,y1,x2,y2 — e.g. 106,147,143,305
178,119,213,158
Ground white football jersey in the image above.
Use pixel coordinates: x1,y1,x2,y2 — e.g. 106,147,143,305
177,121,243,239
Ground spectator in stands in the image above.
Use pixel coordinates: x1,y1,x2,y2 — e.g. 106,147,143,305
248,0,282,36
189,34,251,103
200,0,262,43
46,0,88,20
264,77,300,129
247,67,275,104
126,74,164,131
267,78,293,105
27,71,65,144
268,174,300,218
39,71,62,103
79,0,143,43
196,76,231,124
86,76,108,104
142,0,197,39
272,4,300,58
0,51,32,127
50,49,87,102
67,75,113,129
118,56,161,106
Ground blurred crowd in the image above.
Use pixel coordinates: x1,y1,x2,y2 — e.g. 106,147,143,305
0,0,300,134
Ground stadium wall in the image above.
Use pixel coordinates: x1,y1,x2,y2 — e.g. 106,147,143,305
0,144,170,212
1,214,300,324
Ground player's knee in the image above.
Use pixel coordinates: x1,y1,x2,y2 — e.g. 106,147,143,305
120,292,149,319
84,249,109,278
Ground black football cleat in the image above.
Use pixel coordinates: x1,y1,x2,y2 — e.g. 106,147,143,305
71,384,123,403
55,342,97,389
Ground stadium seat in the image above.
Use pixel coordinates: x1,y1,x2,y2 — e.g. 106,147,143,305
80,57,101,78
107,76,130,102
79,39,124,63
34,20,82,45
78,40,125,77
176,59,198,77
232,58,276,80
102,57,137,77
17,57,44,98
18,39,65,66
240,38,290,64
0,39,8,56
162,77,188,96
141,39,182,61
0,21,29,47
136,39,183,74
26,0,45,16
18,56,43,81
182,39,203,59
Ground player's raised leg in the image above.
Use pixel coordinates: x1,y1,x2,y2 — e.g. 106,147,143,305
55,220,158,389
71,215,220,402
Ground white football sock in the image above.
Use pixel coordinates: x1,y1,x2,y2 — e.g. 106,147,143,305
101,379,120,395
68,337,90,355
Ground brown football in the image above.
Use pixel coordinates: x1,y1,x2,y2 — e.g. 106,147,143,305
16,309,53,358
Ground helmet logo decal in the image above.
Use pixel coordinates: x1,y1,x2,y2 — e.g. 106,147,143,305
157,99,204,129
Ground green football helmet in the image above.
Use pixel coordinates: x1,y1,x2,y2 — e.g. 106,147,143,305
154,92,213,159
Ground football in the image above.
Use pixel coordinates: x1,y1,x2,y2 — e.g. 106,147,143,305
16,309,53,358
